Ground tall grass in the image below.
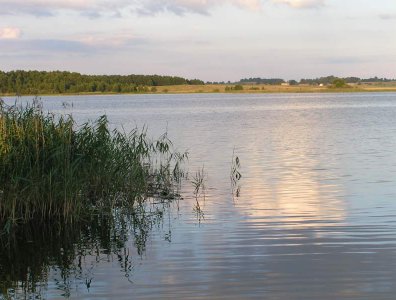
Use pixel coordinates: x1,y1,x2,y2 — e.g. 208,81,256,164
0,98,186,228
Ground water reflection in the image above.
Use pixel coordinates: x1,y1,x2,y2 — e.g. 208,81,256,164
3,93,396,299
0,200,177,299
238,109,346,229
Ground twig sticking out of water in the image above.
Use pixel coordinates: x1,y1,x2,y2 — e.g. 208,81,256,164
191,166,206,221
230,149,242,200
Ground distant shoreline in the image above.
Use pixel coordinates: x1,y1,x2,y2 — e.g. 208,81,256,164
2,83,396,97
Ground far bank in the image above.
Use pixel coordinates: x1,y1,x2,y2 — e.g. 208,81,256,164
2,83,396,97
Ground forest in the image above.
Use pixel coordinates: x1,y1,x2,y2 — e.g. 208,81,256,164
239,78,286,85
0,70,204,95
239,76,395,86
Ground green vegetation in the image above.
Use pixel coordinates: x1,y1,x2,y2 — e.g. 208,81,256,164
191,166,206,221
0,70,204,95
0,97,189,298
332,78,348,88
0,98,187,229
1,70,395,96
225,84,244,91
299,75,395,85
238,76,395,86
112,82,396,94
239,78,285,85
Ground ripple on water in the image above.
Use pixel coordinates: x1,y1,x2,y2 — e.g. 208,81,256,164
2,93,396,299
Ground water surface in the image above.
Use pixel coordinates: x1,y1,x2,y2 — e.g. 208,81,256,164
2,93,396,299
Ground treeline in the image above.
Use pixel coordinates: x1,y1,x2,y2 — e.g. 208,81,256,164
0,70,204,95
299,76,395,85
239,76,395,85
239,78,285,85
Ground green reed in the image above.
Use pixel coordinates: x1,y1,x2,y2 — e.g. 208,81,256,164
0,98,186,229
191,166,206,220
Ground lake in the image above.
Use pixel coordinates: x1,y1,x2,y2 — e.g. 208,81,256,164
2,92,396,299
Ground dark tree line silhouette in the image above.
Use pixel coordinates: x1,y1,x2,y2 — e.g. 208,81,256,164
239,76,395,86
0,70,204,95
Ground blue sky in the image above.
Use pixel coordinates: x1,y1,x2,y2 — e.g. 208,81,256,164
0,0,395,81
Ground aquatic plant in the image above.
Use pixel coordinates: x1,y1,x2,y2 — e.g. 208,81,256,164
191,166,206,220
230,149,242,199
0,98,187,229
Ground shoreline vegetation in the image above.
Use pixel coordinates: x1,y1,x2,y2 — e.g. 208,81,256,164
1,70,396,96
0,98,187,232
1,83,396,97
0,98,189,296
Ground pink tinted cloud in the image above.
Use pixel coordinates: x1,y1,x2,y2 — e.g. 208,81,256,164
272,0,325,8
0,27,22,39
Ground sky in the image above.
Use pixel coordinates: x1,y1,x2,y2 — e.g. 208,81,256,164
0,0,395,82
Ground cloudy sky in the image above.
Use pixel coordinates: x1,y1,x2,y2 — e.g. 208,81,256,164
0,0,395,81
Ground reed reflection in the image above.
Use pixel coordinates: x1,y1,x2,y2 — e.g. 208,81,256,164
0,200,177,299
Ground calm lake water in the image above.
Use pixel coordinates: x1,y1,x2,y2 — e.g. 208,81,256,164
2,93,396,299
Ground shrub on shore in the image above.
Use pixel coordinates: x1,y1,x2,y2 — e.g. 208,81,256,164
332,78,349,88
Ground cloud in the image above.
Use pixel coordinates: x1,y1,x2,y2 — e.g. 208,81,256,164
272,0,325,8
0,0,126,16
75,32,147,47
379,13,396,20
0,35,148,57
0,0,326,17
1,0,99,11
134,0,262,15
0,27,22,39
0,0,263,16
0,39,92,54
322,56,369,65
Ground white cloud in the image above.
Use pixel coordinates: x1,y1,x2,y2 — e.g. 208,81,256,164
0,0,326,16
0,27,22,39
75,31,146,47
134,0,262,15
0,0,126,16
1,0,97,10
272,0,325,8
379,13,396,20
0,0,263,16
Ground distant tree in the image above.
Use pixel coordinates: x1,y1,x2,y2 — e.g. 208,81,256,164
188,79,205,85
239,78,285,85
344,77,360,83
332,78,348,88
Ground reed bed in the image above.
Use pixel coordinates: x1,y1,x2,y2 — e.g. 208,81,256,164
0,98,186,229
